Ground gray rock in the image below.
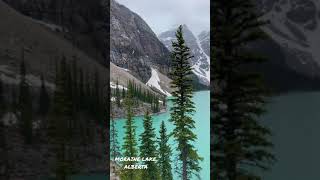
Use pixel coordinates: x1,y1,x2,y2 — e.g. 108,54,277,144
110,0,171,82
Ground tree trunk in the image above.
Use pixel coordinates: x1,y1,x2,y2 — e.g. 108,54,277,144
182,148,187,180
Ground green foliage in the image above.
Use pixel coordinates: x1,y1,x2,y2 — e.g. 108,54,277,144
139,111,160,180
169,25,202,180
38,74,50,117
122,87,126,99
0,77,5,116
116,80,121,107
18,59,33,144
121,89,138,180
111,79,163,113
212,1,275,179
48,55,106,179
158,121,173,180
110,103,121,161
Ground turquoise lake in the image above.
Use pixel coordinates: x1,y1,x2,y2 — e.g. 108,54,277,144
260,92,320,179
114,91,210,180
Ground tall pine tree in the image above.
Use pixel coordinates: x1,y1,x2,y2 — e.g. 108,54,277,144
115,79,121,107
0,77,5,116
121,89,138,180
169,25,202,179
158,121,173,180
18,58,33,144
110,103,121,162
139,111,159,180
38,74,50,117
212,1,275,179
49,56,75,179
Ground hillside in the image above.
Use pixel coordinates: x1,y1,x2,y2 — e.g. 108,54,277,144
3,0,108,66
0,0,108,86
0,1,107,179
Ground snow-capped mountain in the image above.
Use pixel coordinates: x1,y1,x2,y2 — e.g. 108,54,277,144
198,30,210,57
257,0,320,84
159,25,210,86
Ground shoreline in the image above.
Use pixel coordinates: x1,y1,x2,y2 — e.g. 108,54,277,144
112,90,210,120
113,106,168,120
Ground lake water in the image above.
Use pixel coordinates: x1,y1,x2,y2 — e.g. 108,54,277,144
261,92,320,179
114,91,210,180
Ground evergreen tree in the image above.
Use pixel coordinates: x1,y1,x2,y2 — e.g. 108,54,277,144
155,97,159,112
0,77,5,116
49,56,75,179
110,103,121,162
38,74,50,117
18,59,33,144
212,1,275,179
85,72,92,112
169,25,202,179
71,57,79,110
115,79,121,107
79,68,85,109
0,118,9,179
162,97,166,107
139,111,159,180
121,89,138,180
122,87,126,99
158,121,173,180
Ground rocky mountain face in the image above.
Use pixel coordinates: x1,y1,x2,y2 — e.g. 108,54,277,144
3,0,108,66
159,25,210,86
110,0,171,82
253,0,320,92
198,30,210,57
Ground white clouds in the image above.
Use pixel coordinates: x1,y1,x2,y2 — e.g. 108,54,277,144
116,0,210,35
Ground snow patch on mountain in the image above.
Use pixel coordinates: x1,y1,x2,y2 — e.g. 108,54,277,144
194,35,210,82
146,68,171,96
259,0,320,78
110,81,127,90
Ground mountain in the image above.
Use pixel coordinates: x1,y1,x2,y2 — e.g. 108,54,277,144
252,0,320,92
0,0,108,88
0,1,108,178
3,0,108,66
110,0,171,83
198,30,210,57
159,25,210,86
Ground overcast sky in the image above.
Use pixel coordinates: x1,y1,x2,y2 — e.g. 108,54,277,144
116,0,210,36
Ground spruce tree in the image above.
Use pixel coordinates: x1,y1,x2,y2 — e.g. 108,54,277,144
0,118,9,179
79,68,85,109
38,74,50,117
212,1,275,179
93,70,102,122
50,56,75,179
18,59,33,144
158,121,173,180
169,25,202,179
0,77,5,116
110,103,121,162
122,87,126,99
139,111,159,180
115,79,121,107
121,89,138,180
